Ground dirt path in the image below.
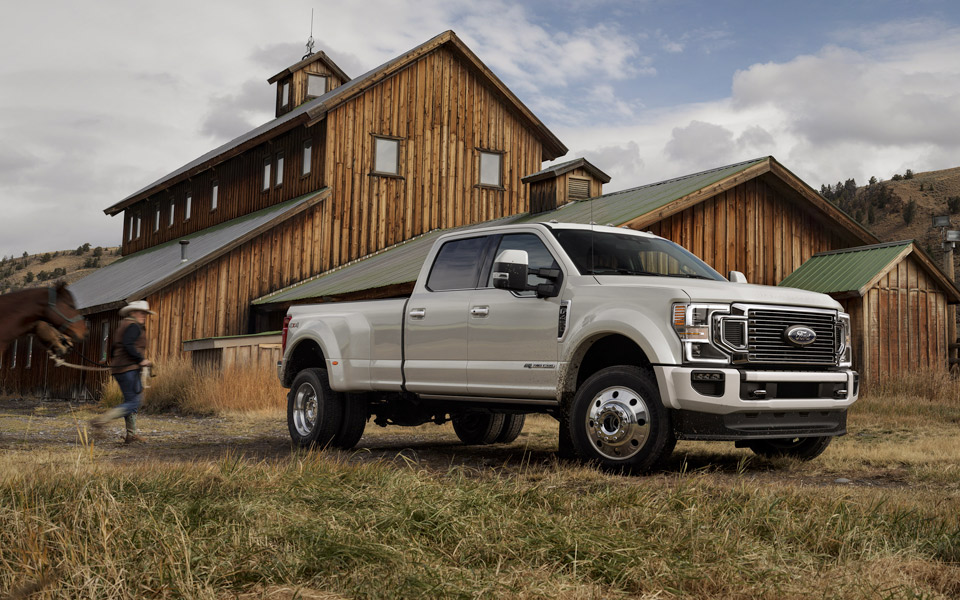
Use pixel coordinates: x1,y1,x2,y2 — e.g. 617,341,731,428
0,397,930,490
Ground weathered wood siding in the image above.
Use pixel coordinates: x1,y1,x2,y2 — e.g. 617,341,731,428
277,61,346,116
643,177,857,286
121,124,326,255
321,46,544,265
856,256,950,384
527,167,603,214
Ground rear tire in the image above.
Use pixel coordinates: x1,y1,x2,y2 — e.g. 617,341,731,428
746,436,832,461
332,393,368,450
452,413,506,445
494,414,525,444
287,368,343,449
568,365,672,474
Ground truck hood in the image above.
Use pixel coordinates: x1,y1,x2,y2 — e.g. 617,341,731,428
594,276,842,311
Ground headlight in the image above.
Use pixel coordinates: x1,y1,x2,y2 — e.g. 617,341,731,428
672,303,731,364
837,312,852,367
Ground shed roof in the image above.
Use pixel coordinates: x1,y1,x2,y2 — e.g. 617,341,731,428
255,156,863,305
106,30,567,215
521,157,611,184
267,50,351,84
73,189,328,312
778,240,960,302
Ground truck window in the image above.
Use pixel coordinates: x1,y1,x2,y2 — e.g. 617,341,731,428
485,233,559,289
426,236,488,291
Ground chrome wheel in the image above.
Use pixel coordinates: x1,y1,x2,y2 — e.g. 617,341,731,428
293,382,319,437
585,385,650,460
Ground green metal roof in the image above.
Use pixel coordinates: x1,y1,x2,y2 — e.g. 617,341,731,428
778,241,913,295
252,158,768,305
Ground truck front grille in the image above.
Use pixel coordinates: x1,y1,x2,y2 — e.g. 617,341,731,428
746,307,837,365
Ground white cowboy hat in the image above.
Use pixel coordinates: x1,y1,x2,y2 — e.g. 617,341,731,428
120,300,156,317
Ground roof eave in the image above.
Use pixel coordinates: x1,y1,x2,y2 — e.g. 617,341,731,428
104,112,311,216
267,50,352,84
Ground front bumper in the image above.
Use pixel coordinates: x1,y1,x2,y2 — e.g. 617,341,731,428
654,366,859,415
654,366,858,441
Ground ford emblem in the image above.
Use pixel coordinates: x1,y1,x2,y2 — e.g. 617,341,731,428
784,325,817,347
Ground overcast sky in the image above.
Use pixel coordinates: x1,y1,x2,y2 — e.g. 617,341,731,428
2,0,959,257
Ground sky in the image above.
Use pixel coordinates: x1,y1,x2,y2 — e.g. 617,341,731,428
2,0,959,257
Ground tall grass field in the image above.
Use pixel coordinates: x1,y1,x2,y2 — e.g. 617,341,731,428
2,367,960,599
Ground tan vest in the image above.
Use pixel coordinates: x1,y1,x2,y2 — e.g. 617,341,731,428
110,318,147,375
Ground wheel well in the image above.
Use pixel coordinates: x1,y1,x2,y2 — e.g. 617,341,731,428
284,339,326,386
571,334,652,388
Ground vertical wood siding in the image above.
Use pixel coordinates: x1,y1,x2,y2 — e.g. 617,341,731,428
644,178,855,287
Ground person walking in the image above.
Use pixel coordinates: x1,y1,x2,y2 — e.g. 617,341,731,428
90,300,155,443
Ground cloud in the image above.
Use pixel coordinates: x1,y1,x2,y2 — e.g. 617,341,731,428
664,120,736,165
200,79,275,141
582,141,644,182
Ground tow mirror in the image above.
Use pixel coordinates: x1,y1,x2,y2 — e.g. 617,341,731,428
728,270,747,284
492,249,529,291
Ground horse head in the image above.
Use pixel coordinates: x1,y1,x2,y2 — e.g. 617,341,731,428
45,282,88,344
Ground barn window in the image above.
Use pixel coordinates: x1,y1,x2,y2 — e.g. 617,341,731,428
281,81,290,107
25,336,32,369
275,152,284,187
155,204,160,231
100,322,110,362
263,159,271,191
307,74,327,98
136,215,141,239
479,151,502,188
211,181,218,211
185,193,192,221
128,216,134,241
569,177,590,201
373,137,399,176
10,339,17,369
302,139,312,176
169,200,175,227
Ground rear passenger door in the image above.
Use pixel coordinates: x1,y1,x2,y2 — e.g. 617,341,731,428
403,235,489,395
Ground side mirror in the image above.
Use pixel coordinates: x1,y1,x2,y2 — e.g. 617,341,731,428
728,270,747,284
492,249,529,291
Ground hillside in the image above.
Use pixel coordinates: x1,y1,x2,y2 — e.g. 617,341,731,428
824,166,960,279
0,244,121,294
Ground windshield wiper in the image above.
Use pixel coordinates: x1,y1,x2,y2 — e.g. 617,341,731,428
661,273,716,280
590,268,660,276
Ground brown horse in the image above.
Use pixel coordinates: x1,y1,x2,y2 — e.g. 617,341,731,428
0,283,88,357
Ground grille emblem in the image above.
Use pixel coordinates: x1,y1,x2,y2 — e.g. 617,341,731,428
784,325,817,347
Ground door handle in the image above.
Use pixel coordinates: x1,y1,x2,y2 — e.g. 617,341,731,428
470,306,489,317
409,308,426,319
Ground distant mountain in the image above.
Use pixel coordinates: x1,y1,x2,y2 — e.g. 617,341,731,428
0,244,121,294
822,166,960,279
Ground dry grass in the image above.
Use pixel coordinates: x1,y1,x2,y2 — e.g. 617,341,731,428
99,358,286,416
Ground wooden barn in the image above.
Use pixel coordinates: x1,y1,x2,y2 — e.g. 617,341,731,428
779,241,960,383
0,30,567,398
522,157,610,214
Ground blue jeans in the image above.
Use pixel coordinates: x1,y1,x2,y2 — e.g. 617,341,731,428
113,369,143,433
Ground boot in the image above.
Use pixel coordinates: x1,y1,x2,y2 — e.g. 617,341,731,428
90,406,126,431
124,414,143,443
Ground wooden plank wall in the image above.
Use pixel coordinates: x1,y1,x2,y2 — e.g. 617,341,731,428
121,123,326,255
322,46,544,265
644,177,855,287
528,178,558,214
858,256,949,383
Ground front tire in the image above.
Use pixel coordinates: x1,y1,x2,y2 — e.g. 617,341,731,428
746,436,832,461
452,413,506,445
568,366,673,473
287,368,343,449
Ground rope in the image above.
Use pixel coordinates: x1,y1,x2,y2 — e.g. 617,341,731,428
49,355,111,372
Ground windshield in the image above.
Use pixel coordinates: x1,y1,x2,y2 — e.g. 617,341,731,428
550,229,725,281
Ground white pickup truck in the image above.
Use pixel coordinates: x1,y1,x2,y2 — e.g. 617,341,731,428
277,222,858,472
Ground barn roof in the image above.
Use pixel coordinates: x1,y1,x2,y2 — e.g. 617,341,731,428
267,50,351,84
521,157,611,184
105,30,567,216
73,189,329,312
778,240,960,302
254,156,875,306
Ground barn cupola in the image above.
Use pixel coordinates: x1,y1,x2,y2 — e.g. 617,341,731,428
522,157,611,214
267,39,351,118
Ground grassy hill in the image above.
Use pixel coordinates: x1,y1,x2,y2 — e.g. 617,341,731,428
0,244,121,294
825,166,960,278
